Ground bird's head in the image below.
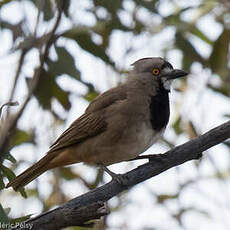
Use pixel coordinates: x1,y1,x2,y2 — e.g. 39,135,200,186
131,57,188,91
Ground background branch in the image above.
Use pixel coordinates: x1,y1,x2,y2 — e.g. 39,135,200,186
0,0,66,154
17,119,230,230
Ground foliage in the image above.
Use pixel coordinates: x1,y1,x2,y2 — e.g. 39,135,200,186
0,0,229,229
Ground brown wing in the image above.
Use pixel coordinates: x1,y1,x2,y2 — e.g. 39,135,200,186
49,85,127,152
49,112,106,152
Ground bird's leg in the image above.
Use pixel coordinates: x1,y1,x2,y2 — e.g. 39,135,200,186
99,164,128,186
128,154,165,162
195,152,203,159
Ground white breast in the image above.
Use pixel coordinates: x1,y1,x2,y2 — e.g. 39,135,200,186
138,125,164,153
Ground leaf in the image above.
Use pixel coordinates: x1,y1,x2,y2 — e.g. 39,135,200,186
48,46,81,80
93,0,123,14
175,32,206,70
209,28,230,77
0,165,16,181
172,116,182,135
36,0,54,21
56,0,70,17
26,188,39,197
10,214,32,224
27,69,71,111
84,91,99,102
0,20,24,41
0,165,27,197
60,168,81,180
9,128,35,148
207,83,229,97
189,25,213,45
133,0,158,13
4,152,17,164
0,169,5,190
223,141,230,148
0,0,13,8
187,121,199,138
0,178,5,190
18,187,27,198
4,208,10,215
62,27,114,66
157,193,178,204
0,204,9,227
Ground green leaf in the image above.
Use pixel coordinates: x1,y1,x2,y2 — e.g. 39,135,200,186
18,187,27,198
0,165,27,198
36,0,54,21
10,214,32,224
0,171,5,190
4,152,16,164
0,204,9,228
62,27,114,66
223,141,230,148
0,0,13,8
9,128,35,148
4,208,10,215
60,168,81,180
84,91,99,102
209,29,230,77
133,0,157,13
56,0,70,17
93,0,123,14
172,116,182,135
207,83,229,97
48,46,81,80
175,32,206,70
157,193,178,204
28,69,71,111
0,179,5,190
189,25,213,45
1,165,16,181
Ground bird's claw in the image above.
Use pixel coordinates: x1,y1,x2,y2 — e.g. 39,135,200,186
129,154,165,163
195,152,203,160
99,164,128,186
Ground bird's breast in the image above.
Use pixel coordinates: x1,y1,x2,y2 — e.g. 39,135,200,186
136,123,164,153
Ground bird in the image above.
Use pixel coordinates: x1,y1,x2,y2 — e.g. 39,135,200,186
6,57,187,191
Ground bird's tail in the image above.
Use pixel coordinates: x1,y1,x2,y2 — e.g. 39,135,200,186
6,151,57,191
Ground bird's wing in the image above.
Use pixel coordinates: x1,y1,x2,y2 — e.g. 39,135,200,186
49,85,127,152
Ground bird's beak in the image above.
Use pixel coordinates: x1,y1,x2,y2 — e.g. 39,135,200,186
164,69,188,80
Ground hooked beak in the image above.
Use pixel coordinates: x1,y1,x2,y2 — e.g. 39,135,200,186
164,69,188,80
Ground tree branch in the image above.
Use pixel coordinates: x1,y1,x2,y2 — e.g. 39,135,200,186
18,119,230,230
0,0,66,153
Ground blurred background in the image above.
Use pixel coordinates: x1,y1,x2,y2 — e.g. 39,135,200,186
0,0,230,229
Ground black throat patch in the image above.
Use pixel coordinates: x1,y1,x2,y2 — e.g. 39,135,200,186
149,81,170,131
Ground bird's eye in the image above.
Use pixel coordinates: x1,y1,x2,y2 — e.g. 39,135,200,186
152,68,160,76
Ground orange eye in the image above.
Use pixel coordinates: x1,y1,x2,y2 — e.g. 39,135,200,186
152,68,160,76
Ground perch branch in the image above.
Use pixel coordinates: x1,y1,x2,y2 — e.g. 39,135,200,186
17,119,230,230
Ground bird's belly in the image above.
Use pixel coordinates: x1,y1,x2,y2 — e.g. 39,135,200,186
85,124,164,166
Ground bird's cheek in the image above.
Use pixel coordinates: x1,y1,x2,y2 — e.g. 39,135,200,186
162,78,172,90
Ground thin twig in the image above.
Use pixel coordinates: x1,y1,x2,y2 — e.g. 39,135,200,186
7,50,26,109
0,0,66,153
0,102,19,118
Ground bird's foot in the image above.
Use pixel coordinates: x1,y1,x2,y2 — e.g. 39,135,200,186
195,152,203,160
99,164,128,186
129,154,165,163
